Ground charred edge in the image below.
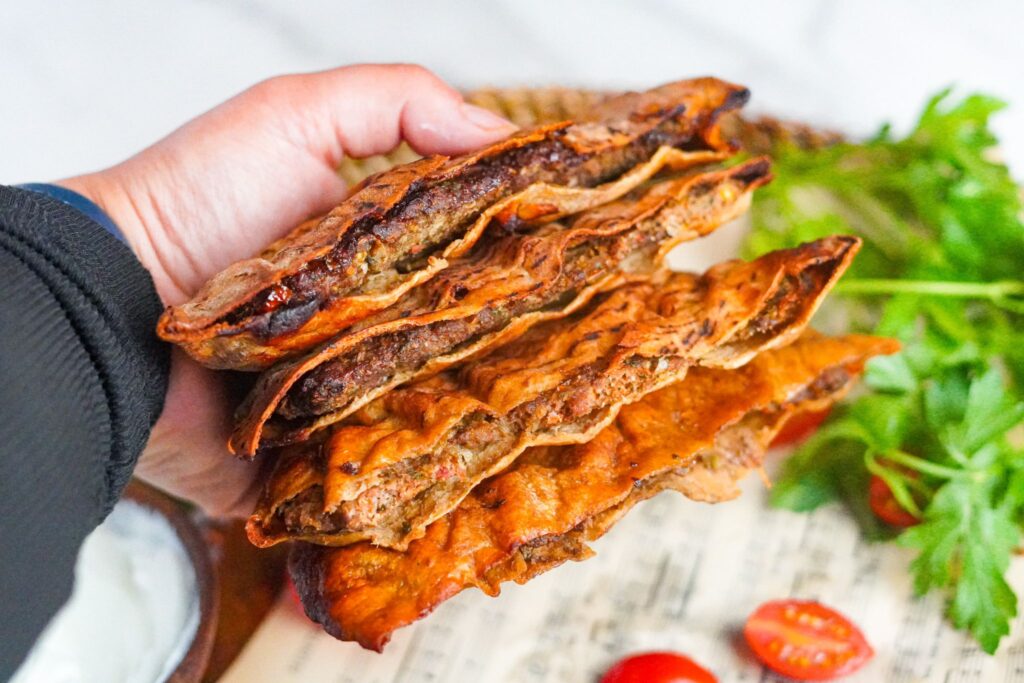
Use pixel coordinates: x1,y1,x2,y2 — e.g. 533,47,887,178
731,156,772,187
218,97,743,341
273,218,669,421
705,86,751,149
287,545,383,649
721,87,752,115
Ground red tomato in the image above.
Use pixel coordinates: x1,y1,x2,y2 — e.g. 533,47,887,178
869,475,920,527
744,600,873,681
771,408,832,448
285,574,304,609
600,652,717,683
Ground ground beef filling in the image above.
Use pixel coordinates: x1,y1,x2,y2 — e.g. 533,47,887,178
270,265,832,540
272,353,673,537
790,365,852,404
226,117,704,338
721,262,836,351
485,414,773,584
273,412,514,537
277,307,510,420
279,225,664,420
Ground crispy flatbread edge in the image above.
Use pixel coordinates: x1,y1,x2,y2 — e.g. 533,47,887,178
160,148,730,370
288,335,897,650
230,157,772,456
246,236,862,550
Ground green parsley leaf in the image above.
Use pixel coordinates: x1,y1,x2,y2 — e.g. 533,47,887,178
901,479,1020,654
751,89,1024,651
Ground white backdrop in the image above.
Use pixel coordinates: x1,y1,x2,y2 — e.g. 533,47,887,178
2,0,1023,184
8,3,1024,681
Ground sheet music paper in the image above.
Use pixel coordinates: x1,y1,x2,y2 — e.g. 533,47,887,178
217,472,1024,683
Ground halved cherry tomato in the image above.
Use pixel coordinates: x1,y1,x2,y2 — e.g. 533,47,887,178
869,475,920,527
744,599,873,681
771,408,832,448
600,652,717,683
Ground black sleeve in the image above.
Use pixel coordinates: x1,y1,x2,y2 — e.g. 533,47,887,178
0,186,169,678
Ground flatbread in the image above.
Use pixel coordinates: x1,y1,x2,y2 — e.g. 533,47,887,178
248,237,860,549
288,332,899,650
158,78,749,370
231,158,772,456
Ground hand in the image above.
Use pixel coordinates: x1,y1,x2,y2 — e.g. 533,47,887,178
61,64,517,517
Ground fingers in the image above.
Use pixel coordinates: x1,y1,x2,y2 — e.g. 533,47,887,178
255,63,518,164
59,65,518,306
110,67,520,518
135,350,259,518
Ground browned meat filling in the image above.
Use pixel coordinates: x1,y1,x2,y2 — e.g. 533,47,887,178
505,355,679,433
278,225,661,420
790,365,852,403
481,412,775,584
719,262,834,351
274,413,513,538
226,120,708,339
268,277,822,539
270,355,678,537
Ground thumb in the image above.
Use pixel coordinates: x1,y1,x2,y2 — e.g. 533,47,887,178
277,63,519,164
59,65,518,303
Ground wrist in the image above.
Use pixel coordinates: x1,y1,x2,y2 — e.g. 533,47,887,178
59,171,178,305
18,182,126,244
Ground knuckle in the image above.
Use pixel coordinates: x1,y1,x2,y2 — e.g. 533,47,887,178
376,63,448,90
245,74,294,102
388,62,433,79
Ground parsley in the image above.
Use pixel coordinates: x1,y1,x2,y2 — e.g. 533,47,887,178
745,91,1024,652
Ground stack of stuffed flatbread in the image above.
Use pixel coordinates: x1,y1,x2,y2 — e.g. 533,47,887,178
157,77,898,650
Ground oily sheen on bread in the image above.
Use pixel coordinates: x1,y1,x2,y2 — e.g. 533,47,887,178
159,78,749,370
248,237,859,549
288,332,898,650
231,158,772,455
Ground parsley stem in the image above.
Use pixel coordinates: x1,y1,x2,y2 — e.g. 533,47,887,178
865,453,924,517
835,278,1024,313
883,449,970,480
837,278,1022,297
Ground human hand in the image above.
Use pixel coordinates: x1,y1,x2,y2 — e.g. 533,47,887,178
61,64,517,517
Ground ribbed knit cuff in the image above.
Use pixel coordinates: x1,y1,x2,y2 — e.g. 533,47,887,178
17,182,125,244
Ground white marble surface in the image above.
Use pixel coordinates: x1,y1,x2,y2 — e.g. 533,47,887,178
2,0,1023,185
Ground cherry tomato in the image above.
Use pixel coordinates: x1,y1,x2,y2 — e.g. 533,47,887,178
744,600,873,681
771,408,832,448
600,652,717,683
869,475,920,527
285,574,304,609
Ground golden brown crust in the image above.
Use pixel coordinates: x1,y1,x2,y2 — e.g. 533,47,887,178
158,78,749,370
230,158,773,456
288,332,899,650
247,237,860,549
336,85,843,188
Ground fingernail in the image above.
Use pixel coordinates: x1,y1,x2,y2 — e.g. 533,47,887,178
460,103,516,132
